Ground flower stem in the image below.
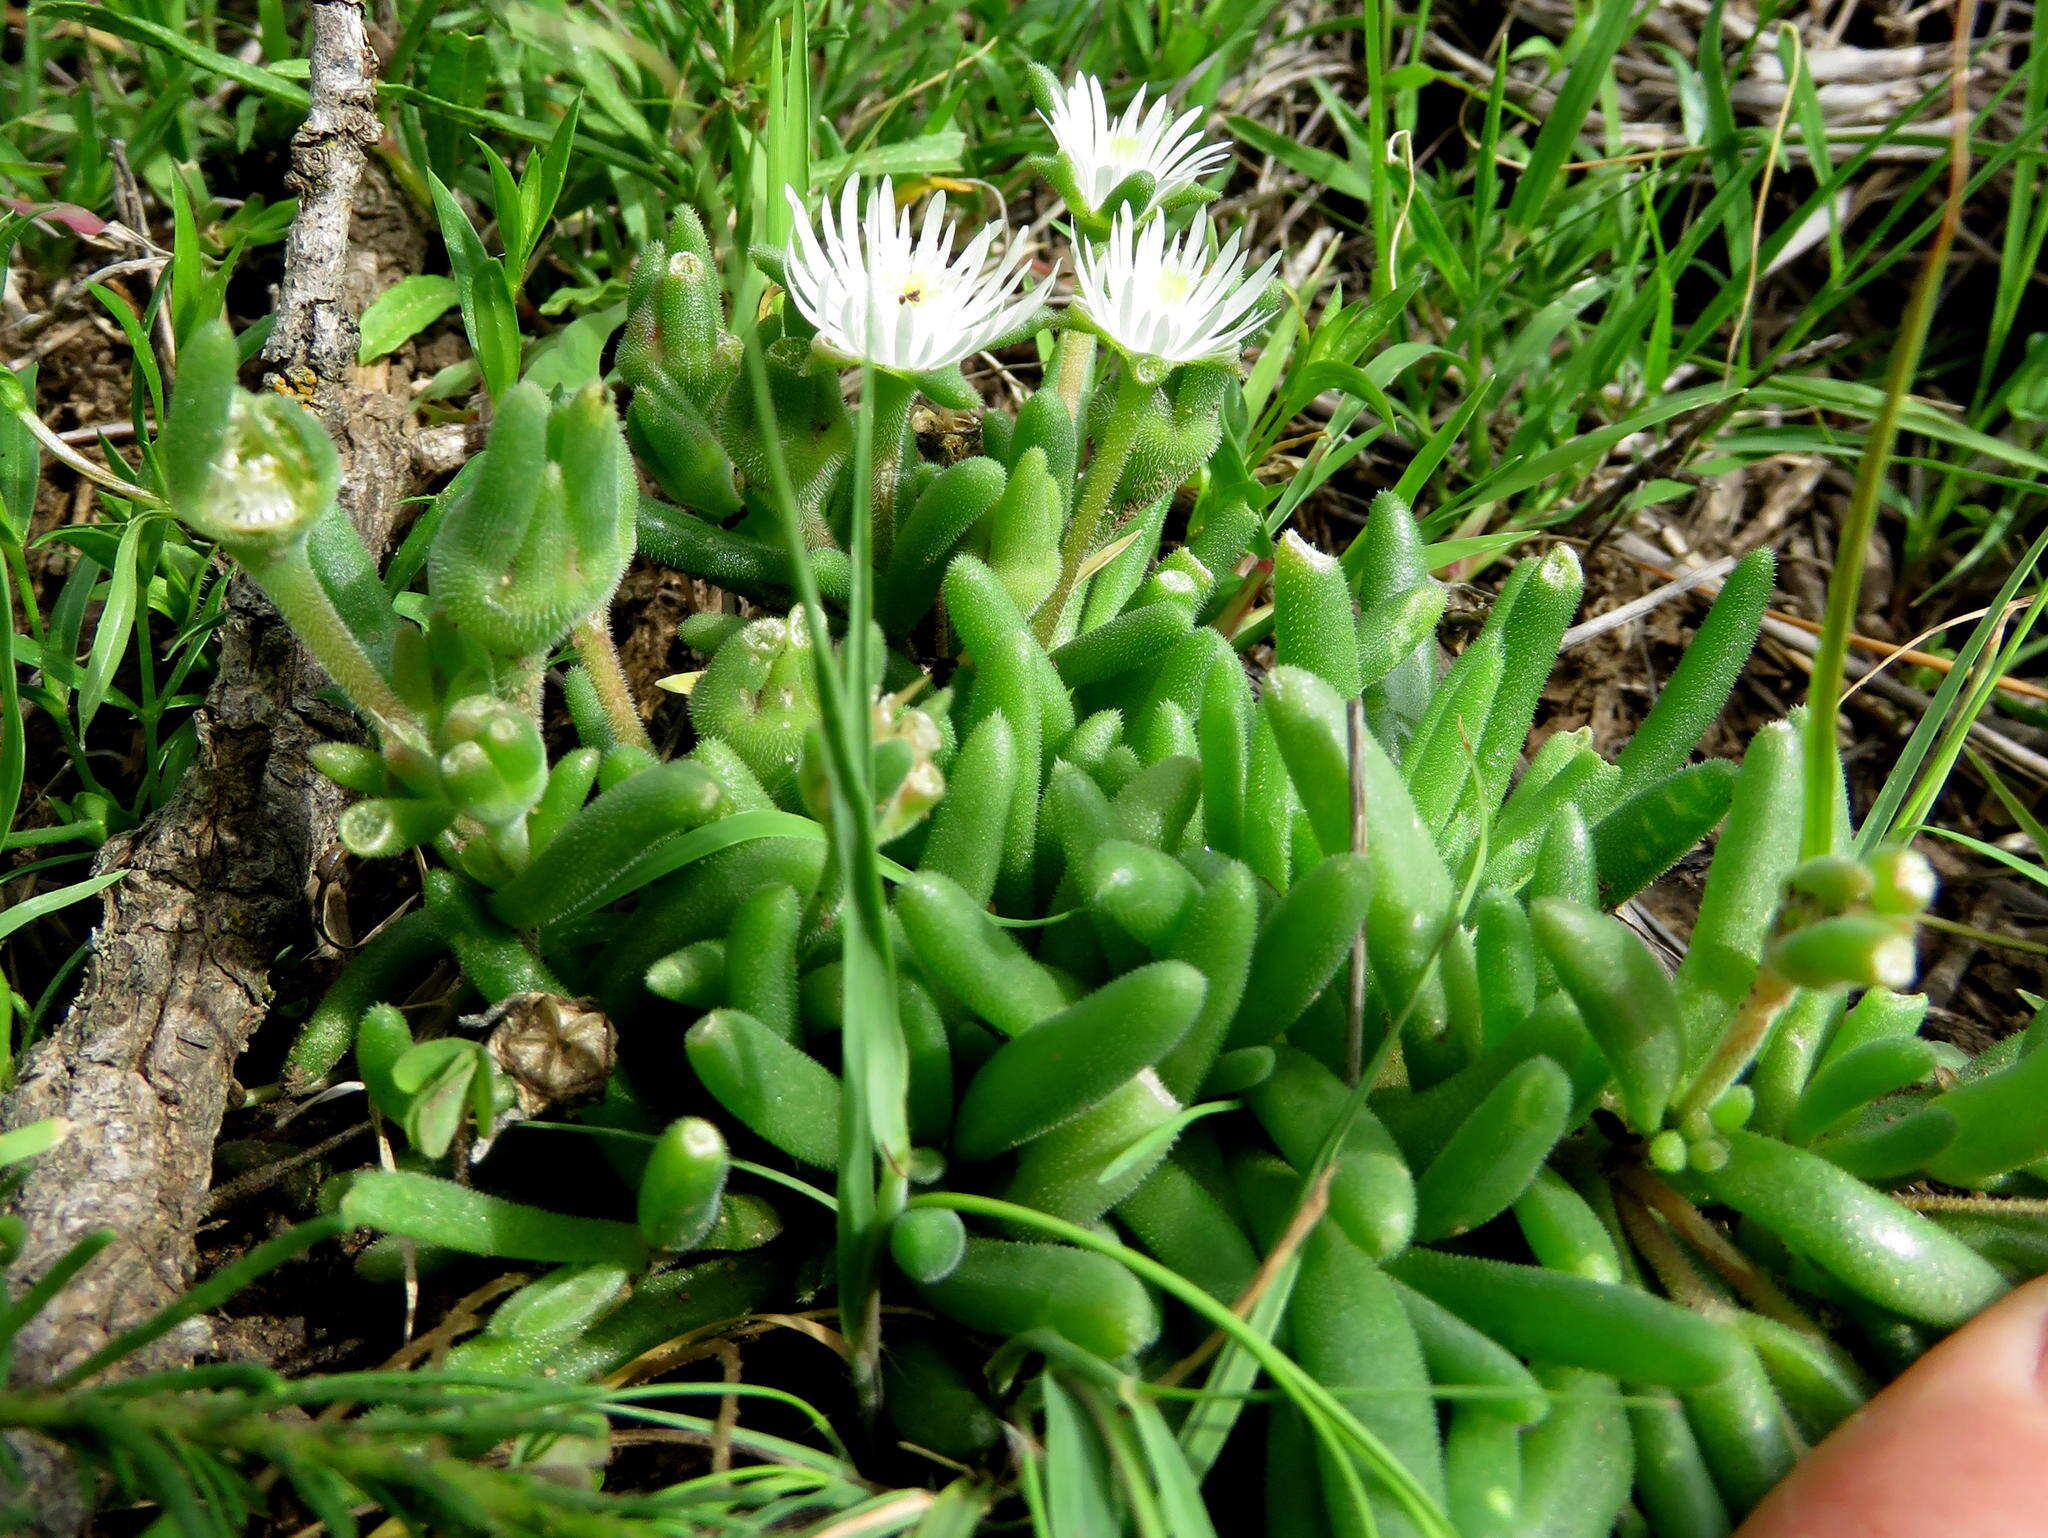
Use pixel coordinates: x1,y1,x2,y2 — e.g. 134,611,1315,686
572,613,653,754
243,548,413,730
1675,966,1797,1124
1800,1,1973,858
867,372,917,567
1035,366,1149,646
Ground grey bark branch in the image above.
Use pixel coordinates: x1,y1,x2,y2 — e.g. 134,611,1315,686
262,0,384,385
2,3,419,1530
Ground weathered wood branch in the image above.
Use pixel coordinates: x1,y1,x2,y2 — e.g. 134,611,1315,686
2,2,419,1528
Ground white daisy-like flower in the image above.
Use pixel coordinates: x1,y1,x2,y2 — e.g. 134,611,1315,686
1073,208,1280,368
1042,75,1230,215
781,179,1047,374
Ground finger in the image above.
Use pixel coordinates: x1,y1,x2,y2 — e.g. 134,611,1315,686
1738,1273,2048,1538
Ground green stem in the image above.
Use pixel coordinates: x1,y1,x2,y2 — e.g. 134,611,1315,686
1675,967,1797,1124
867,372,917,568
1034,366,1150,646
571,614,653,754
243,548,413,730
1800,7,1973,858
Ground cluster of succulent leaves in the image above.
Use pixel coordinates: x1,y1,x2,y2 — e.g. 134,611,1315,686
18,154,2048,1538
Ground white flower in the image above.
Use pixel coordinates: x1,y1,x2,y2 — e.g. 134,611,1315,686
1073,208,1279,368
1042,75,1229,215
781,179,1047,374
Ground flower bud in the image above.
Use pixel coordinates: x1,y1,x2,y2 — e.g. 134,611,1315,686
1688,1137,1730,1173
1768,913,1917,992
1865,845,1936,917
1786,853,1872,914
872,696,945,843
1708,1086,1755,1132
1647,1130,1689,1173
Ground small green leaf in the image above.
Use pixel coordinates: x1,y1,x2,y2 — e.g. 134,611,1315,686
356,275,460,364
0,870,125,946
